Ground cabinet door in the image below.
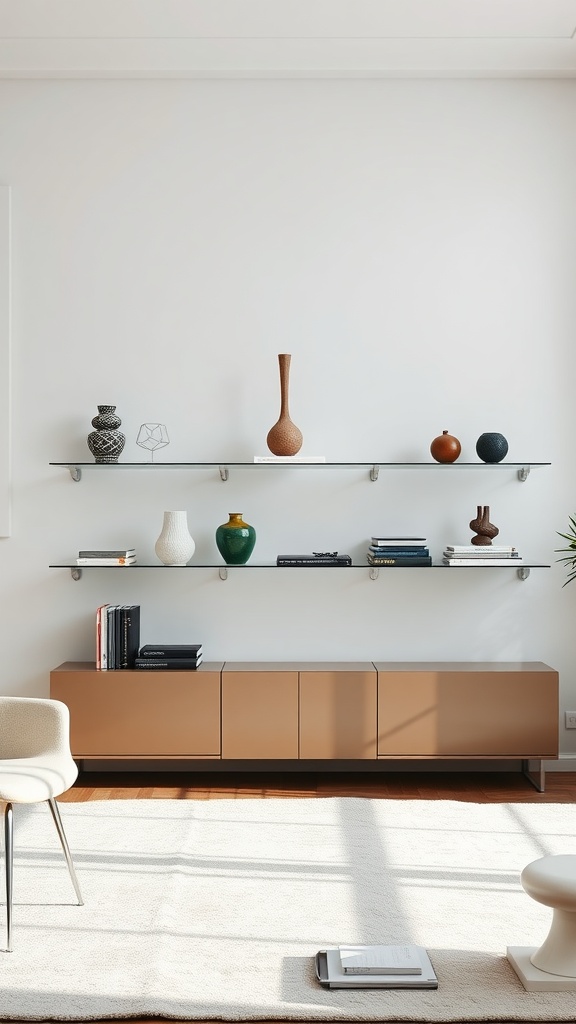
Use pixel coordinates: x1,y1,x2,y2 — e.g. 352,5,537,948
299,670,377,759
50,664,221,757
377,668,558,756
221,670,298,758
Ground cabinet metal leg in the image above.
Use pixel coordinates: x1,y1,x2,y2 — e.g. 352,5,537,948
522,758,545,792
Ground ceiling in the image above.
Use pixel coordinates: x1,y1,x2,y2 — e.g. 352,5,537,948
1,0,576,78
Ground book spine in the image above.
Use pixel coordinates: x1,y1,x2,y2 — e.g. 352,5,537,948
342,968,421,976
369,547,430,556
367,556,432,566
134,658,203,669
76,557,136,565
79,550,135,558
443,553,519,559
139,648,202,658
277,558,352,566
100,604,109,670
96,606,102,670
120,605,141,669
444,546,516,553
442,558,524,566
371,539,426,545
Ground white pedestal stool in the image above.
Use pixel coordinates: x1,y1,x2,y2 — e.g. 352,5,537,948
507,854,576,991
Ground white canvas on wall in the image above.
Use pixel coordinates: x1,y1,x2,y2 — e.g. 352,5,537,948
0,186,11,537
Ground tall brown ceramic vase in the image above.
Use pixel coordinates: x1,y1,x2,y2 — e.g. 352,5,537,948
266,353,303,456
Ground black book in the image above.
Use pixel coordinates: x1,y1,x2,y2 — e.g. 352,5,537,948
367,554,432,567
277,555,352,566
139,644,202,658
120,605,140,669
134,657,203,670
106,605,118,669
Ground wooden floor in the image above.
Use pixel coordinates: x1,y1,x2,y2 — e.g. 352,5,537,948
61,767,576,803
51,770,576,1024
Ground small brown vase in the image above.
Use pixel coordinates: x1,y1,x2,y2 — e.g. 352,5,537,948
430,429,461,464
266,353,303,457
469,505,499,546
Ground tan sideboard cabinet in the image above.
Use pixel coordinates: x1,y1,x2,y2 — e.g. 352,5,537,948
375,661,558,790
221,661,377,759
50,660,559,789
50,661,223,759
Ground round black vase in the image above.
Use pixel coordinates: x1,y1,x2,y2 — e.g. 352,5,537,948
475,432,509,464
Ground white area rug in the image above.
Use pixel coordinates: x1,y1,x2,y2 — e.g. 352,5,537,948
2,796,576,1021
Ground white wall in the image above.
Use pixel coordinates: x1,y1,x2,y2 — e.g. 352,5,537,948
1,78,575,752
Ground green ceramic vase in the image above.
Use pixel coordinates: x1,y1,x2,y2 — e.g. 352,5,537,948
215,513,256,565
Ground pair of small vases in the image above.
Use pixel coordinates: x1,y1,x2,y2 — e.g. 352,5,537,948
155,511,256,566
430,430,509,464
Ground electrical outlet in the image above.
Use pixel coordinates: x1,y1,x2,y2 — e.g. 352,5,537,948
565,712,576,729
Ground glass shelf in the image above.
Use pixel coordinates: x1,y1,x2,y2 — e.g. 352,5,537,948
50,461,551,483
50,561,550,582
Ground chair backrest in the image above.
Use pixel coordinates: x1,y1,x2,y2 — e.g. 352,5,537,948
0,695,72,759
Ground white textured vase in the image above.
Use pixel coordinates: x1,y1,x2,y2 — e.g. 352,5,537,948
154,511,195,566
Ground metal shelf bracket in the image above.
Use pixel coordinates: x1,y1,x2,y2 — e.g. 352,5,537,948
219,567,228,580
219,466,229,482
517,567,531,581
369,567,379,580
518,467,530,482
68,466,82,482
71,567,82,581
370,465,379,482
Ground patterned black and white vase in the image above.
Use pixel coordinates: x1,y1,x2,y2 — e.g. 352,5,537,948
87,405,126,463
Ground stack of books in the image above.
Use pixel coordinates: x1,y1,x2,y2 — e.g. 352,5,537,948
442,544,523,566
277,552,352,566
134,644,203,670
367,537,432,567
315,943,438,990
78,548,136,566
96,604,140,670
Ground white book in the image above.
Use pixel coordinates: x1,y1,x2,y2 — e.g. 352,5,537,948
99,603,109,670
253,455,326,463
444,544,517,552
443,550,519,558
442,557,524,566
316,946,438,989
339,944,422,975
371,537,427,546
77,556,137,565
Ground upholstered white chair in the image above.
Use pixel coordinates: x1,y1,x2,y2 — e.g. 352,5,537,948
0,696,83,951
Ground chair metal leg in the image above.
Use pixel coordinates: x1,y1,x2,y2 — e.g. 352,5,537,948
47,798,83,906
4,802,13,952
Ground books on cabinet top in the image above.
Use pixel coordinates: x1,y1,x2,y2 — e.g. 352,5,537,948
96,604,140,670
139,644,202,658
135,642,203,669
134,657,204,670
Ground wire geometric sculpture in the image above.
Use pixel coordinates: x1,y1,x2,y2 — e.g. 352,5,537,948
136,423,170,462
